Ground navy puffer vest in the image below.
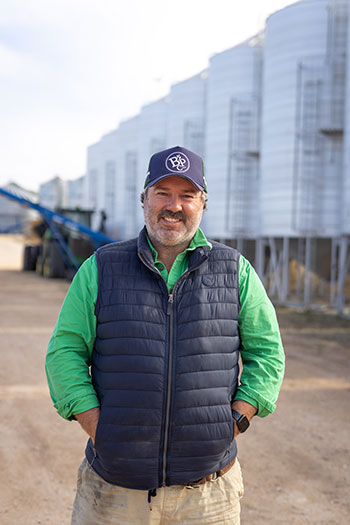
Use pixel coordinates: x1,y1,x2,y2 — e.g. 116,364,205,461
85,228,241,490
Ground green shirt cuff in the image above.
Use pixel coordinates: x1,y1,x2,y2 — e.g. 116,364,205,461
234,386,277,418
54,391,100,421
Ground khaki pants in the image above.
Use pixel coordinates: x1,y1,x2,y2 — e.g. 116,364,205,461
71,458,244,524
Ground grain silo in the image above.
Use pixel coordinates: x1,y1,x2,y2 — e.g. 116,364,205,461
66,176,86,210
86,141,101,214
86,129,119,236
166,72,207,157
343,1,350,235
81,0,349,312
99,130,119,237
39,176,67,210
336,0,350,312
136,99,168,232
258,0,348,306
115,116,139,239
260,0,330,237
205,35,262,241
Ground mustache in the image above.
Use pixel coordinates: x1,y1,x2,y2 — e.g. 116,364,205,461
158,209,186,222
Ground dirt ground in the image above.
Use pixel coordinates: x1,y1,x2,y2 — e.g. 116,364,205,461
0,235,349,524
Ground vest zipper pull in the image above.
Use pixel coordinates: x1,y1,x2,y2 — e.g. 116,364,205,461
167,293,174,314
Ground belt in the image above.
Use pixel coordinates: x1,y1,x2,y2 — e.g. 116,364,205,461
184,458,236,488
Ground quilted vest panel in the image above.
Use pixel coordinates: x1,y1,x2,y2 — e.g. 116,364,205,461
85,228,241,490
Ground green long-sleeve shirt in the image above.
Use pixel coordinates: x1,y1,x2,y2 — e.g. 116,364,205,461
46,229,285,421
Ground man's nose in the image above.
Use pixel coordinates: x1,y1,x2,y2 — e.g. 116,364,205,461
166,194,182,212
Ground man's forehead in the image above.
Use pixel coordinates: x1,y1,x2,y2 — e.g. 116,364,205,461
153,177,200,192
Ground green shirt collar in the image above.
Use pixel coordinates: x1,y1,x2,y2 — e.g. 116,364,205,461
145,228,212,291
146,227,212,259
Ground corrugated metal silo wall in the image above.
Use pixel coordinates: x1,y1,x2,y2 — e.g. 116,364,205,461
136,99,168,235
39,178,65,210
115,116,139,239
166,72,208,231
204,39,262,240
343,2,350,234
166,72,207,156
66,176,85,210
86,131,120,235
86,142,101,230
260,0,330,238
98,130,119,238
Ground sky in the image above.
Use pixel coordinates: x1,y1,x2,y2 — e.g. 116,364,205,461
0,0,294,192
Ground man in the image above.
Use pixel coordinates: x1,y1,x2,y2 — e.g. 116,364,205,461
46,145,285,524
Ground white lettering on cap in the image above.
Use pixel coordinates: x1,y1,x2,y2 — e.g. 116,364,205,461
165,152,190,173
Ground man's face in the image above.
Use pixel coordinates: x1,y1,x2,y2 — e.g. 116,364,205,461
144,176,204,250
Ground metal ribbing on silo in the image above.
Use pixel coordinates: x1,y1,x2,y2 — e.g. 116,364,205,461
99,130,119,236
260,0,331,237
137,99,168,232
86,141,101,229
166,72,207,157
115,116,139,238
343,2,350,234
86,130,120,234
204,36,262,239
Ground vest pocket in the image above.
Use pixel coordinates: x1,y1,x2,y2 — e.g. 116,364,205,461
230,416,235,442
93,411,103,454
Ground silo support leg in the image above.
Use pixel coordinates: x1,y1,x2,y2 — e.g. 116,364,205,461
330,237,338,307
281,237,289,303
268,238,278,297
255,238,265,283
304,237,311,306
337,236,350,315
296,237,304,299
268,237,284,300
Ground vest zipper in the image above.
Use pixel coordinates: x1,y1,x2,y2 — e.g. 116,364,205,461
160,256,210,486
162,292,174,486
138,251,175,487
138,248,209,487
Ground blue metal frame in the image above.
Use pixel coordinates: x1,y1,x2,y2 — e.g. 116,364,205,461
0,187,116,272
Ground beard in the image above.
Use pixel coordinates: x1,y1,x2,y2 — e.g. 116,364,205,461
144,206,203,249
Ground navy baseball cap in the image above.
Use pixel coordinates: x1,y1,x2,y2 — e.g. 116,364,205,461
144,146,207,191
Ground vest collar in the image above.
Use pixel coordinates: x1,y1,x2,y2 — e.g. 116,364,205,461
187,244,210,271
138,227,155,268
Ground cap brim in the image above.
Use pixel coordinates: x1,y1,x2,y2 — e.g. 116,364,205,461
147,174,204,191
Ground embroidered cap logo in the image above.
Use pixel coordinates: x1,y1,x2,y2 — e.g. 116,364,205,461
165,152,190,173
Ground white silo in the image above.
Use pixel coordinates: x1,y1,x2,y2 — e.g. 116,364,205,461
137,98,168,231
99,130,119,237
319,0,348,237
205,36,262,239
343,1,350,235
66,176,85,210
260,0,334,238
115,116,139,239
166,72,207,157
86,141,101,214
39,176,66,210
86,129,119,235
